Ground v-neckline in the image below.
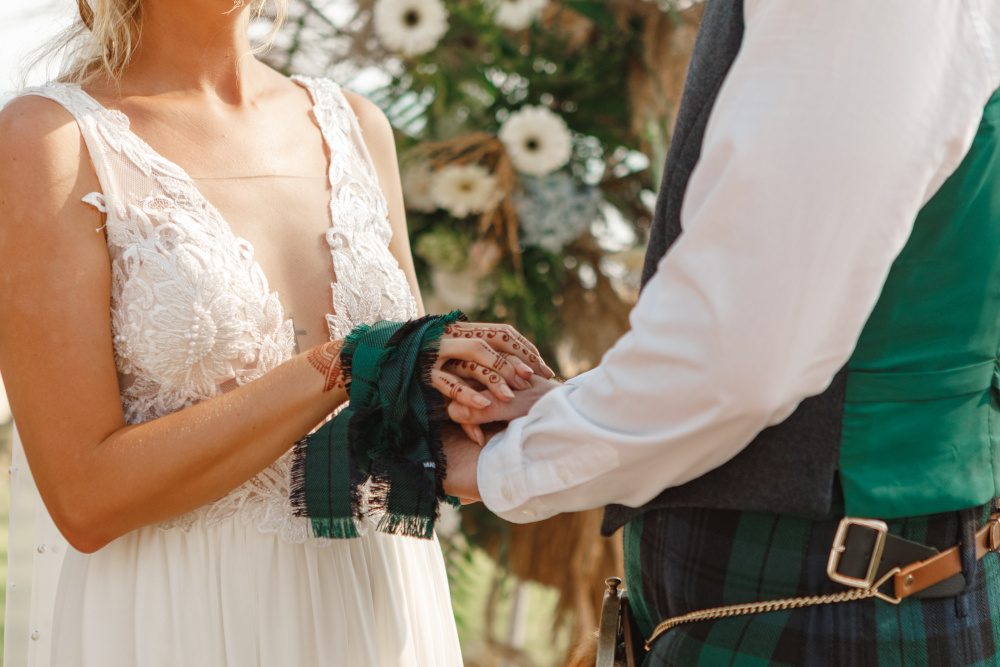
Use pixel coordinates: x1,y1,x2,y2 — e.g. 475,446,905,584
72,76,338,348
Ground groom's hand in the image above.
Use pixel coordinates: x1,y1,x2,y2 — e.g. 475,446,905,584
448,374,560,427
441,423,486,502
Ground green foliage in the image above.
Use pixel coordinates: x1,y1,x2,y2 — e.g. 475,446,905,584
442,534,569,665
564,2,616,28
488,248,566,359
386,1,638,148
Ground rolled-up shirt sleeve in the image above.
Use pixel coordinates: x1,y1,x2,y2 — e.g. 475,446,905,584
478,0,1000,523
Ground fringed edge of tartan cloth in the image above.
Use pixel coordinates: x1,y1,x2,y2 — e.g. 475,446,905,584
289,311,466,539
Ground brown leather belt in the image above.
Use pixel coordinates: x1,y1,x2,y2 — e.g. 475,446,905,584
828,513,1000,601
646,511,1000,648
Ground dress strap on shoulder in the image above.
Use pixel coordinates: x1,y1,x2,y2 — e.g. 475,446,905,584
14,81,115,146
17,81,94,114
292,75,381,182
12,81,191,228
291,75,342,106
14,82,116,219
293,75,352,136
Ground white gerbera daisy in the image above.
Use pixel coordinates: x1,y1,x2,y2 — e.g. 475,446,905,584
372,0,449,57
401,163,439,212
493,0,549,31
429,164,500,218
498,105,573,176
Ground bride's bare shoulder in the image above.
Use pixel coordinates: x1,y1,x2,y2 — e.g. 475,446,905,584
0,94,102,236
0,95,93,198
0,93,83,150
339,88,383,119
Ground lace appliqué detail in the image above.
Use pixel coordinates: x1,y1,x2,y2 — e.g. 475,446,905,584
308,78,419,339
23,78,417,543
83,192,107,213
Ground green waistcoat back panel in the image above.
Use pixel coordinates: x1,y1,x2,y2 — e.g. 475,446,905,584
840,90,1000,518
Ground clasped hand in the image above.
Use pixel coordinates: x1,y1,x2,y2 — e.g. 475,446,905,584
431,322,560,503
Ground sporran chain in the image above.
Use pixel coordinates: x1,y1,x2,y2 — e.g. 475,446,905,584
645,567,902,649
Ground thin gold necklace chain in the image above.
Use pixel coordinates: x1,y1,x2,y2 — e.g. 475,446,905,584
645,567,902,650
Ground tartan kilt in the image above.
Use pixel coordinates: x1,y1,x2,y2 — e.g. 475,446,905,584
624,503,1000,666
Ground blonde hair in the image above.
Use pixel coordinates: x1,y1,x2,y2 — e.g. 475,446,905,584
37,0,288,86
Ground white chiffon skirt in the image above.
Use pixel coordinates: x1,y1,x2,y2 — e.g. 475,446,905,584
49,518,464,667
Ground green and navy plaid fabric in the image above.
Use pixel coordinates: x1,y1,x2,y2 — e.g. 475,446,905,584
625,503,1000,666
291,312,464,540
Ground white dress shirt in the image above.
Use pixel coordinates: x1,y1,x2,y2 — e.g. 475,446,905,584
478,0,1000,523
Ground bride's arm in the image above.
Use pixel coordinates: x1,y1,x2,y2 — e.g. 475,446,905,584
0,97,355,554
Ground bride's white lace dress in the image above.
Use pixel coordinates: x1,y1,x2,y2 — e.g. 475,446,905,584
15,77,463,667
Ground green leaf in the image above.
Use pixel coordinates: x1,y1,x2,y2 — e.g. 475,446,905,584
565,1,617,28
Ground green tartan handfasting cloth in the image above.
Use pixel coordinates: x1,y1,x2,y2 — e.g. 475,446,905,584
290,312,465,539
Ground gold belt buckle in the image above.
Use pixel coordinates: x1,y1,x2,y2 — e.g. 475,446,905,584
827,517,889,589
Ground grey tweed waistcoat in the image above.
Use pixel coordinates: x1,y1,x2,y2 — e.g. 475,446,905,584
601,0,848,535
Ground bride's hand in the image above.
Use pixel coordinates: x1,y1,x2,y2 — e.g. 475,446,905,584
429,322,553,411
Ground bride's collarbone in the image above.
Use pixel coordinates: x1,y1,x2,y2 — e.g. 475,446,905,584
145,115,327,183
90,79,330,184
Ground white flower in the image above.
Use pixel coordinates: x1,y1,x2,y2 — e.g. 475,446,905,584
430,267,488,311
373,0,449,57
498,105,573,176
493,0,549,30
429,164,500,218
401,163,439,212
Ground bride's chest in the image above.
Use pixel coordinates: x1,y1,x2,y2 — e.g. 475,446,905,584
105,169,409,410
82,77,417,415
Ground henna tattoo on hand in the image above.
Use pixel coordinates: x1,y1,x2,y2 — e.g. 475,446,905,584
491,352,507,372
445,324,543,366
446,360,504,386
440,376,464,400
308,341,345,393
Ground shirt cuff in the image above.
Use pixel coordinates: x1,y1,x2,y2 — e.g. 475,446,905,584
477,417,549,523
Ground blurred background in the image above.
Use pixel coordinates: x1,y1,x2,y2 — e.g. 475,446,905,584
0,0,705,663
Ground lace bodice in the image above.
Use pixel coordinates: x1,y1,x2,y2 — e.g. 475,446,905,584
21,77,418,542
